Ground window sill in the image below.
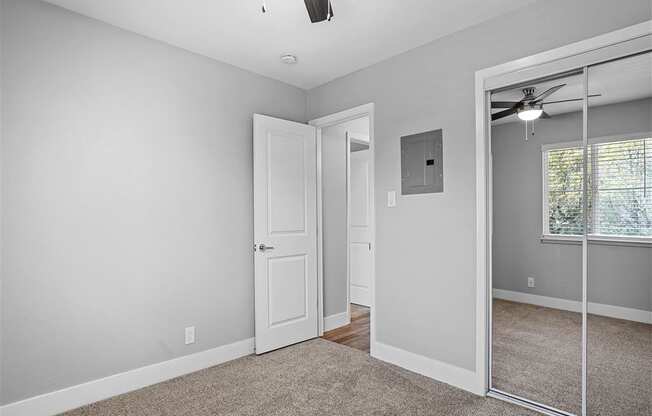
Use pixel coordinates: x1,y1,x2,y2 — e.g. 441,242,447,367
540,234,652,248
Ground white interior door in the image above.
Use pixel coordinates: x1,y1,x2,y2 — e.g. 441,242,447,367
349,146,372,307
253,114,318,354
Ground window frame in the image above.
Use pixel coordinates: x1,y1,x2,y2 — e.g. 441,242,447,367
541,132,652,246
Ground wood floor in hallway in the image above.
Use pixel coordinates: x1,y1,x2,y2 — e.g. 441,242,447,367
322,304,370,353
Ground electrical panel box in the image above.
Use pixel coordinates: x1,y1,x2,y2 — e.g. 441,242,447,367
400,129,443,195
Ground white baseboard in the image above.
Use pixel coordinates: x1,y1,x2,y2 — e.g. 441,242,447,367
1,337,255,416
371,341,484,396
493,289,652,324
323,311,350,332
351,285,370,307
588,302,652,324
493,289,580,313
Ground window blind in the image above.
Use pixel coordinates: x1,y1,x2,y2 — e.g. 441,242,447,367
546,147,586,235
589,138,652,237
545,137,652,238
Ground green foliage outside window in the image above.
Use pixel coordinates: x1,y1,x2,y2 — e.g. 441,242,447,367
546,138,652,237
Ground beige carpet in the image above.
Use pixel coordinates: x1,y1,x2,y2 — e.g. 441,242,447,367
493,299,652,416
61,338,536,416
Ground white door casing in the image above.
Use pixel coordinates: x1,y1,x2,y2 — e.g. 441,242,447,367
349,147,372,307
253,114,318,354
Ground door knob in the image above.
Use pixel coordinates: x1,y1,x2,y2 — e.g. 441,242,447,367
256,243,275,252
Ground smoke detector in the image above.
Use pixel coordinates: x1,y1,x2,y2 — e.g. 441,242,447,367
280,54,298,65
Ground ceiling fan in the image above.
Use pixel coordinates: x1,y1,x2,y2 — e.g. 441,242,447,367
261,0,334,23
491,84,601,121
304,0,334,22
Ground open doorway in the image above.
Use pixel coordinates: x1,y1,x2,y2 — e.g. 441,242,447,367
310,105,375,354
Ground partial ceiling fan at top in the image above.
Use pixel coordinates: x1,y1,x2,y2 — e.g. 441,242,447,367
261,0,334,23
491,84,601,121
304,0,333,22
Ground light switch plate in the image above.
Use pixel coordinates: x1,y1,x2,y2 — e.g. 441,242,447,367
387,191,397,207
185,326,195,345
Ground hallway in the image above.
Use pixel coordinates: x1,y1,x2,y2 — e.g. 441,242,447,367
322,304,370,353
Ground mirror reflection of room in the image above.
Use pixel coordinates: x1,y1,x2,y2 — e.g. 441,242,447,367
489,52,651,416
586,52,652,416
491,71,584,415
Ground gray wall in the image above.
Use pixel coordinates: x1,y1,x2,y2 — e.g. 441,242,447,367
1,0,306,404
3,0,651,405
492,99,652,311
321,125,348,317
306,0,651,371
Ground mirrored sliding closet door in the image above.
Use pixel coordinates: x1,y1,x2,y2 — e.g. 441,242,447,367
490,69,585,416
489,49,652,416
586,52,652,416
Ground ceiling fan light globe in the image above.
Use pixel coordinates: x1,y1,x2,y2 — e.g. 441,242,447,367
517,108,543,121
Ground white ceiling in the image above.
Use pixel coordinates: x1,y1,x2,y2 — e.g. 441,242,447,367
42,0,536,89
491,52,652,125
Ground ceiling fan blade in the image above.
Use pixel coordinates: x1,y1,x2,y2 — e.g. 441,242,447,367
540,111,551,119
530,84,566,103
491,101,520,108
543,94,602,105
304,0,333,23
491,108,517,121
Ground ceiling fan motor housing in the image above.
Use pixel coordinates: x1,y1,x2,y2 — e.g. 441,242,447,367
521,102,543,111
522,87,536,100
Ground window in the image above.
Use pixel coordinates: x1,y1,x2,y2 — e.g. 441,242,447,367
543,136,652,240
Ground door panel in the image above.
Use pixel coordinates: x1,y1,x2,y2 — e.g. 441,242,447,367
350,148,371,307
268,134,307,234
254,114,317,354
350,154,370,227
350,242,371,305
268,255,308,327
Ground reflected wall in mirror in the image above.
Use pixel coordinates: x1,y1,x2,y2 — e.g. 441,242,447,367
587,52,652,416
490,71,585,415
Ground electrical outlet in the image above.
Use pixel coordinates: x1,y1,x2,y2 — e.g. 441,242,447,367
527,277,535,288
185,326,195,345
